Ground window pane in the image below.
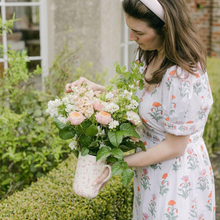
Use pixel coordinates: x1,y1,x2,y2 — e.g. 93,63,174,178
6,0,39,2
6,5,40,56
28,59,40,72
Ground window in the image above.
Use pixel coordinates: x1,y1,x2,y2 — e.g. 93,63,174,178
120,8,138,70
0,0,48,90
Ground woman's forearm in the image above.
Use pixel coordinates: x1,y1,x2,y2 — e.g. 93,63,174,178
124,133,190,167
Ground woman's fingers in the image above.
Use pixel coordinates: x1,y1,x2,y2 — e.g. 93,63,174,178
92,167,109,186
65,77,88,93
65,80,79,93
99,182,108,191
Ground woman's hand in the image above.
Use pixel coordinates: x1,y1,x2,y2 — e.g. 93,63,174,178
92,166,111,191
65,77,105,93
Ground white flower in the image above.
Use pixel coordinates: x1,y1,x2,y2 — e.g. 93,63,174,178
53,98,63,107
99,142,106,149
126,99,139,110
105,92,114,100
129,85,134,89
126,111,141,125
104,102,119,113
57,115,68,124
69,141,78,150
62,94,75,105
122,90,133,100
46,107,59,117
109,120,119,129
96,126,105,136
46,99,63,117
69,135,78,150
65,104,76,113
71,86,79,94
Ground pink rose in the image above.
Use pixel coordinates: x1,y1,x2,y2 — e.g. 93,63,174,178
95,111,113,125
93,101,105,111
68,111,86,125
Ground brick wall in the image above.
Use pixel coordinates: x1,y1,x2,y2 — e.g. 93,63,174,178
211,0,220,57
186,0,220,58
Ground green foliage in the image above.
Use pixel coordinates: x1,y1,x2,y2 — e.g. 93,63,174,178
0,154,134,220
51,61,145,186
45,41,107,97
203,57,220,153
0,14,65,199
0,18,108,200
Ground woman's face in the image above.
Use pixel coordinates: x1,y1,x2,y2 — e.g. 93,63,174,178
125,14,164,51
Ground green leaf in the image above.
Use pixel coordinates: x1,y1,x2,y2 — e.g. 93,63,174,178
96,146,111,161
119,144,133,152
139,79,144,90
112,148,124,160
81,147,89,156
59,128,75,140
1,178,12,186
85,124,98,136
79,135,92,147
112,162,123,175
123,71,131,80
108,131,124,147
88,140,99,149
72,149,79,158
75,124,84,135
30,163,37,173
120,65,127,72
121,168,134,186
81,120,92,130
54,117,68,130
106,157,118,163
33,108,42,117
120,123,140,138
135,141,146,152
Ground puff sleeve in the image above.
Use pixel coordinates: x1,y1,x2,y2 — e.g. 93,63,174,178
162,66,213,136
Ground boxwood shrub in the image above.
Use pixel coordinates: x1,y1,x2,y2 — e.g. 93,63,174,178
203,57,220,153
0,154,134,220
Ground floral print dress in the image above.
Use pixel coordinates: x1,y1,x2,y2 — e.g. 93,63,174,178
133,65,216,220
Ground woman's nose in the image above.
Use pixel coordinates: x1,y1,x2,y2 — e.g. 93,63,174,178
129,30,137,41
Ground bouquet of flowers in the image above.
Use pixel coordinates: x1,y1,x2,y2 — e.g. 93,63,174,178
46,61,145,187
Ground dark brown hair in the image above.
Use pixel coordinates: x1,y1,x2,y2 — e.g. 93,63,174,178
122,0,207,84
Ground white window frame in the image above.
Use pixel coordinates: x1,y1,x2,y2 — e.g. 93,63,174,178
120,7,137,69
0,0,48,91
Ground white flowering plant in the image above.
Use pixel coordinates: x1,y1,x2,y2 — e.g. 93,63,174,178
46,61,145,186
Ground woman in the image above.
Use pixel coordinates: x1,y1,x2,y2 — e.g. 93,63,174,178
65,0,216,219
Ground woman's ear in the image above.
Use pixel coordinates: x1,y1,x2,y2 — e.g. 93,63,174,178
162,25,166,33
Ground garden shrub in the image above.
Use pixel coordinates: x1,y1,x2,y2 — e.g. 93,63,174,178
0,18,107,200
203,57,220,153
0,49,70,199
0,154,134,220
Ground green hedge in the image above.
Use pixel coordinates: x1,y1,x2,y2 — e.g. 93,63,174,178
203,57,220,153
0,154,134,220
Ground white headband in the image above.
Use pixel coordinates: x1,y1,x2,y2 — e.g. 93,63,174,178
140,0,165,22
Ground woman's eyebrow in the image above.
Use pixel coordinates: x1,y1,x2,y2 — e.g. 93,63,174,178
131,29,143,33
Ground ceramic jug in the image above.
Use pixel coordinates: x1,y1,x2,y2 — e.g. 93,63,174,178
73,152,112,198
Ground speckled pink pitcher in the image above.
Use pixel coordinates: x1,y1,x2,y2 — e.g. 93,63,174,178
72,152,112,199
